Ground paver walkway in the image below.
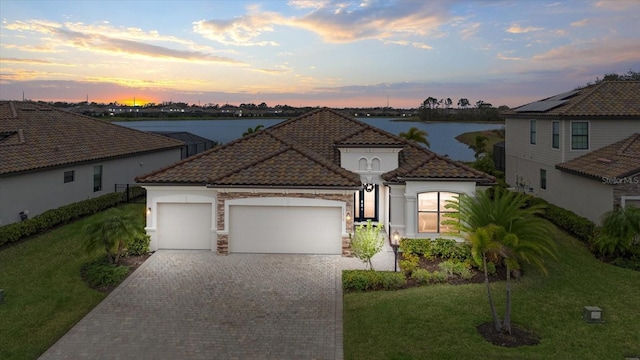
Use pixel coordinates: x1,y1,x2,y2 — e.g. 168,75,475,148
39,247,396,360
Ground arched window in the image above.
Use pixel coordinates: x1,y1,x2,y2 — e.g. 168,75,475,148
358,158,368,171
371,158,381,171
417,192,459,233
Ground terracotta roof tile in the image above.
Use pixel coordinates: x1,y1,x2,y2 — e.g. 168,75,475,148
556,133,640,179
0,101,184,176
504,81,640,117
137,108,496,187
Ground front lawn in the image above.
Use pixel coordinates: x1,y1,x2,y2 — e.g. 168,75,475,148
0,204,144,360
344,226,640,359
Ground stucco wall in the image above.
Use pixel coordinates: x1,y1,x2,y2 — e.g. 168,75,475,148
397,181,476,239
0,149,181,226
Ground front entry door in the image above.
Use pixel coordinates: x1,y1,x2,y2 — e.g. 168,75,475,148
355,184,378,221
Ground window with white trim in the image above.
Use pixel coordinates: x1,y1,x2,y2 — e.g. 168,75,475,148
571,122,589,150
93,165,102,192
552,121,559,149
530,120,537,145
417,192,459,233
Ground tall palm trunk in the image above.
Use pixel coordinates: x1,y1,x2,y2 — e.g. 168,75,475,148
483,255,502,331
502,263,512,334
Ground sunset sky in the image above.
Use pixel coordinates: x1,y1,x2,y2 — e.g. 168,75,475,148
1,0,639,108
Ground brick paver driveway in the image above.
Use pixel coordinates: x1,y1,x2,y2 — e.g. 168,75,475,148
39,250,358,360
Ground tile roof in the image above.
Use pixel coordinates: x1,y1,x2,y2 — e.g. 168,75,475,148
0,101,184,176
556,133,640,180
503,81,640,118
137,108,495,187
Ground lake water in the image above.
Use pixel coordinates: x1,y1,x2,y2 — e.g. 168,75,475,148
114,118,503,162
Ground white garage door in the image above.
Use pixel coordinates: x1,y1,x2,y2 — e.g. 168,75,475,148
157,203,212,249
229,205,342,254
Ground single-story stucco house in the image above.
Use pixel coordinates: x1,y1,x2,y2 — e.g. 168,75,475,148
136,108,495,255
0,101,184,226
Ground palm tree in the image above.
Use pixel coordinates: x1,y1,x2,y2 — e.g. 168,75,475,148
468,224,506,331
469,135,489,159
444,187,556,333
399,127,430,148
242,124,264,137
84,208,143,265
593,205,640,258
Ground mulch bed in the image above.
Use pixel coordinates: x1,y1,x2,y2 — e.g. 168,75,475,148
477,322,540,347
401,256,508,289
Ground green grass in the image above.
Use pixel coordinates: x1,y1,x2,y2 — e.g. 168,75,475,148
455,129,505,151
344,227,640,360
0,204,144,360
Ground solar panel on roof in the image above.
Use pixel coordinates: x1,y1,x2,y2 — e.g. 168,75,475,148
514,100,568,112
547,89,581,101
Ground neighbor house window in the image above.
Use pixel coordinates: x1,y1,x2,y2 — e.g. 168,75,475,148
354,184,378,221
540,169,547,190
571,122,589,150
93,165,102,192
552,121,560,149
417,192,459,233
530,120,537,144
64,170,74,183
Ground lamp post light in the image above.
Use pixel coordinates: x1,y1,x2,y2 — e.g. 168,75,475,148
391,230,401,272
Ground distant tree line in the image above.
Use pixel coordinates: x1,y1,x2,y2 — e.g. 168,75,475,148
417,96,507,122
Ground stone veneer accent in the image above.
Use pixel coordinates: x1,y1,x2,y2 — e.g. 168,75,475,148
216,191,354,256
613,176,640,208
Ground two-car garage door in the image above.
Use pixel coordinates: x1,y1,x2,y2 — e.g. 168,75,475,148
155,200,343,254
229,205,342,254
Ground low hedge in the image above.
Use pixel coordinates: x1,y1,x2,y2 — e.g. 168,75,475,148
343,270,406,292
522,193,595,242
486,186,596,243
0,192,126,247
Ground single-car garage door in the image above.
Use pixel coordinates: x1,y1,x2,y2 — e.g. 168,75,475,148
157,203,212,249
229,205,342,254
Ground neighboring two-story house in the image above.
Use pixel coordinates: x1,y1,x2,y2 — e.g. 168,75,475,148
0,101,184,226
503,81,640,223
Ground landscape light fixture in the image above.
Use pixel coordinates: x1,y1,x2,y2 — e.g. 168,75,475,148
583,306,604,323
391,230,401,272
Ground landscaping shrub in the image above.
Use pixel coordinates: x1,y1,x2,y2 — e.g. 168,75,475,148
399,238,432,257
431,238,473,262
127,234,151,256
410,268,432,284
399,253,419,276
0,192,126,247
82,259,130,287
430,270,449,283
486,261,497,276
438,260,473,280
342,270,406,292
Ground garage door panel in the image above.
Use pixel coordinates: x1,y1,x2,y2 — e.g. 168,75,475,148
158,203,212,250
229,205,341,254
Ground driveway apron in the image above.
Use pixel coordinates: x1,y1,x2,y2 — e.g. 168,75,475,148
39,251,348,360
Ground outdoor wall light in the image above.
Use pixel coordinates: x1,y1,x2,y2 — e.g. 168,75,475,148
147,207,152,216
346,212,352,221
